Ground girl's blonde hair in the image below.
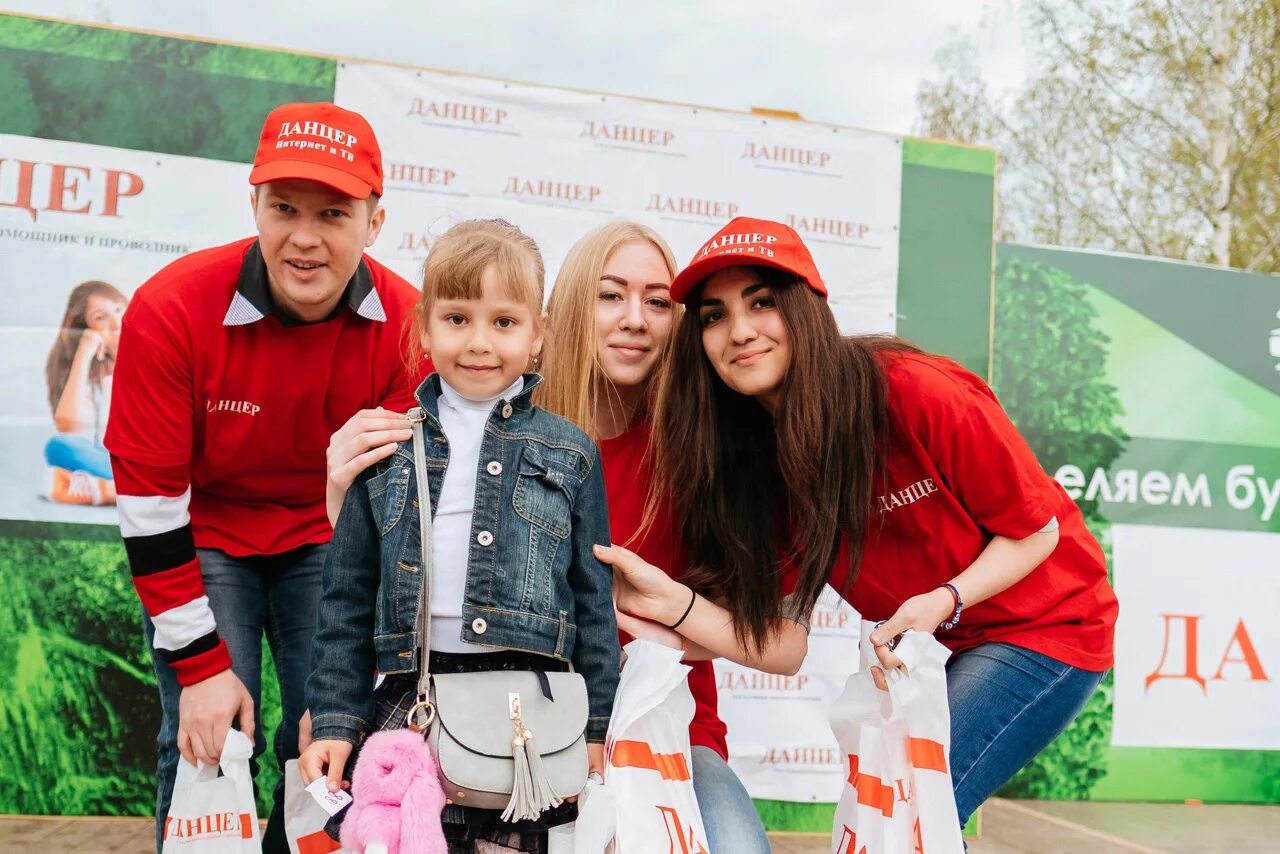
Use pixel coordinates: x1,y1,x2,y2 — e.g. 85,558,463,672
539,220,681,439
409,218,545,361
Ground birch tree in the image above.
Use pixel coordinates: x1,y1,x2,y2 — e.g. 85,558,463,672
917,0,1280,271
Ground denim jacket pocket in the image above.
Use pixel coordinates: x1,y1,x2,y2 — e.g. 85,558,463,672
367,460,411,536
512,444,573,539
373,630,417,675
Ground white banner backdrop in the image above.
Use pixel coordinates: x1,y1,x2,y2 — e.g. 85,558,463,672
0,134,250,525
2,64,901,806
334,61,899,803
714,586,862,801
333,60,903,335
1112,523,1279,750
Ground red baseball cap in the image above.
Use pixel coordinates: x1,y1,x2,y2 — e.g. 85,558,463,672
669,216,827,304
249,102,383,199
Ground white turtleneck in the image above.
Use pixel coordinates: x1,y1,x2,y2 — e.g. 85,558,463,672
429,376,524,653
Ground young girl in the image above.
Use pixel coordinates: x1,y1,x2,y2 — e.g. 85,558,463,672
599,216,1118,829
43,280,128,505
538,220,770,853
301,219,618,853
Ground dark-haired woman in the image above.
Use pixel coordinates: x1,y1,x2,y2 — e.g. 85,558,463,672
597,217,1118,827
43,280,128,506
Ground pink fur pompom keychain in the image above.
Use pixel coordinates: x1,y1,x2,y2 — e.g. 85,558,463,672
340,729,447,854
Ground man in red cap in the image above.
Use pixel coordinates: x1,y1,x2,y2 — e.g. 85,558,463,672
106,102,419,853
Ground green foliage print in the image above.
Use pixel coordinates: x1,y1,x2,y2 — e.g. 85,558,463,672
991,253,1126,800
0,535,154,815
0,532,284,817
0,15,336,162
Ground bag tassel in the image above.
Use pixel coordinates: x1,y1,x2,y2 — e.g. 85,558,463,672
501,728,563,822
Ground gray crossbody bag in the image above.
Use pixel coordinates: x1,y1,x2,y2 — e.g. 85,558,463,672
401,407,589,821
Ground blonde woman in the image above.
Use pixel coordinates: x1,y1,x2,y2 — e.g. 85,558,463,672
539,220,769,853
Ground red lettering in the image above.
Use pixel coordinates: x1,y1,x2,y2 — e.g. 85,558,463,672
46,163,92,214
1146,614,1207,693
657,805,709,854
0,158,38,221
102,169,144,217
1212,619,1269,682
835,825,869,854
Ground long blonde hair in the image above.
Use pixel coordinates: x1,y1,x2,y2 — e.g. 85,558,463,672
539,221,681,439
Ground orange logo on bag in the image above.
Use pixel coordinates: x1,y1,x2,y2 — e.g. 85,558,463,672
296,829,342,854
908,738,948,772
162,812,254,841
845,754,895,818
657,805,709,854
834,825,869,854
609,740,692,781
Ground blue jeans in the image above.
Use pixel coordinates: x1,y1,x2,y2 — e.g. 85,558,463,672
947,642,1105,825
44,433,113,480
144,544,326,854
691,745,769,854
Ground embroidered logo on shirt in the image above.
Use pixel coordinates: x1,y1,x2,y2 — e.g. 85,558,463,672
877,478,937,513
206,399,261,416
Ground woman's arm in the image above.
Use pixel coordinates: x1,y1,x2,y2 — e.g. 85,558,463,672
53,331,103,433
867,527,1060,671
598,544,809,675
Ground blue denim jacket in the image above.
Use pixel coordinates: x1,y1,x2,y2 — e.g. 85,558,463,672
307,373,618,743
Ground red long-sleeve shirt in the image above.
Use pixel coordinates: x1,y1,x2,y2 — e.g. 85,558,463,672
106,237,420,685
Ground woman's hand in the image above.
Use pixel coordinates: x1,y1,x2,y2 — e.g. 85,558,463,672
594,544,685,625
326,408,413,526
74,329,106,364
616,609,685,651
865,587,955,684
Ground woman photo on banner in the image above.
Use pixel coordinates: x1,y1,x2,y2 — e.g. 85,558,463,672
596,216,1119,829
43,279,128,507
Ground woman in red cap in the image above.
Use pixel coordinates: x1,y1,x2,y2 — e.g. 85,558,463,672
596,216,1118,828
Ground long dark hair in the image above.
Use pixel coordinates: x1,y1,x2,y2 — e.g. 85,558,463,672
652,271,915,652
45,280,127,414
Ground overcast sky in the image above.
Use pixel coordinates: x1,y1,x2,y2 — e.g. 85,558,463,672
4,0,1027,136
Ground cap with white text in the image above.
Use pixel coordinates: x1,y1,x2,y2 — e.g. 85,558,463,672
669,216,827,304
249,102,383,199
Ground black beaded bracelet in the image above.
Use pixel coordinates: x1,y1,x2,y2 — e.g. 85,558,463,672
667,588,698,630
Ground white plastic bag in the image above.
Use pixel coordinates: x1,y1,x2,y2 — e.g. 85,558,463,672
282,760,342,854
162,729,262,853
577,640,710,854
827,623,964,854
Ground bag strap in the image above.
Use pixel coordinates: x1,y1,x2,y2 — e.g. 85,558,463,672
406,406,436,731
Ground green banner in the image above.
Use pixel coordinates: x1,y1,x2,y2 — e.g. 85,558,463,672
994,244,1280,805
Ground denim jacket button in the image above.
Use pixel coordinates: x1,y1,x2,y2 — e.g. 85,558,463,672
486,460,503,476
501,403,514,419
476,530,494,546
471,618,487,635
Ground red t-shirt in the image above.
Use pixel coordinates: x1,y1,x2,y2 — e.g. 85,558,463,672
600,419,730,759
817,352,1117,671
106,237,420,684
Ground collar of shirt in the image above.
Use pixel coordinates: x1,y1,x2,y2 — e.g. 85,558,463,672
222,240,387,327
439,376,526,415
